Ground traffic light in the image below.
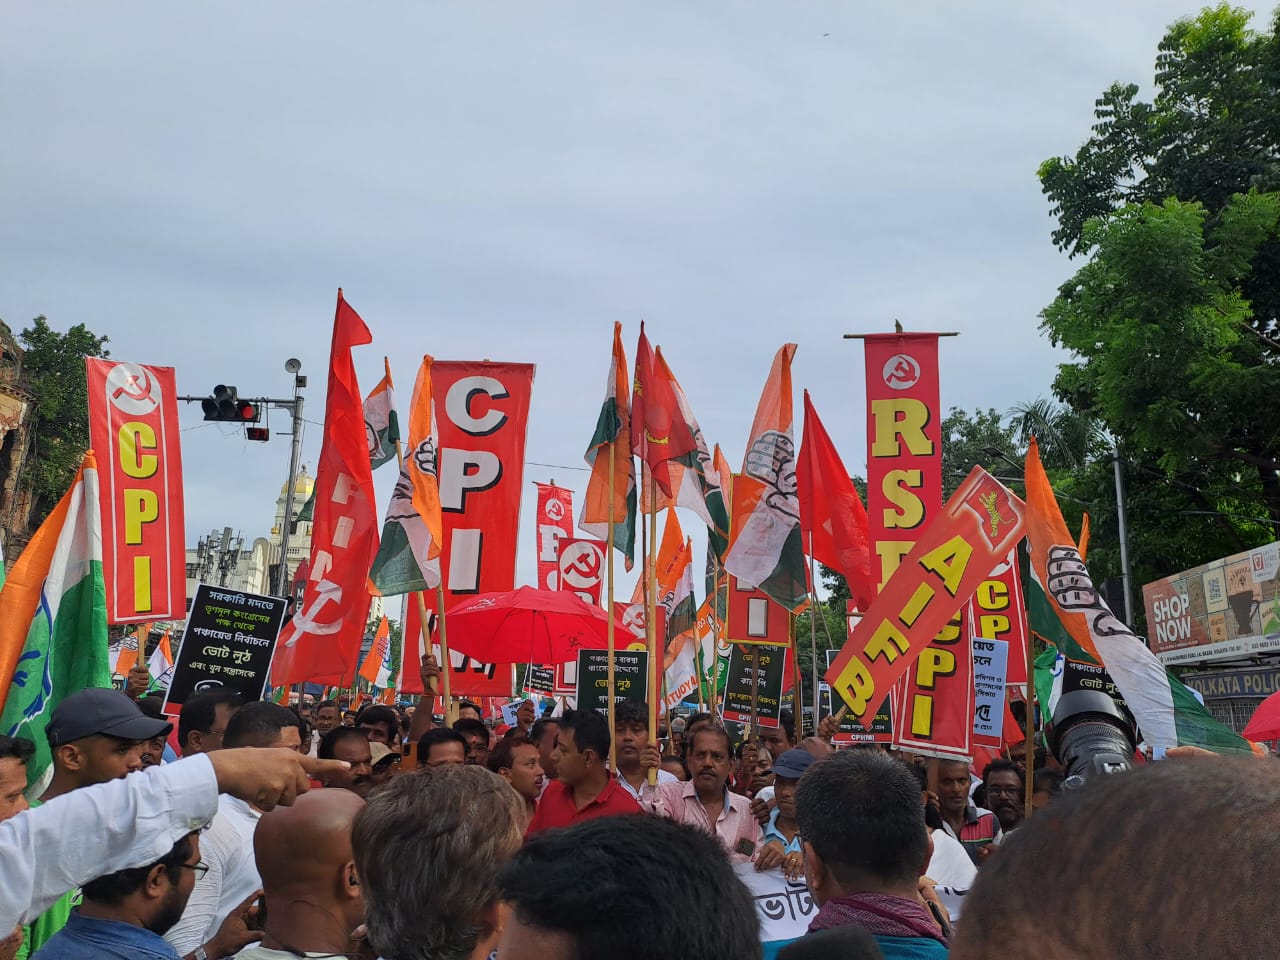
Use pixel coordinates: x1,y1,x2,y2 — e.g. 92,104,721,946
245,427,270,442
202,385,261,423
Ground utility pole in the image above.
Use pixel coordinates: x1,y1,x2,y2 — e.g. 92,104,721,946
276,360,306,597
1113,448,1134,625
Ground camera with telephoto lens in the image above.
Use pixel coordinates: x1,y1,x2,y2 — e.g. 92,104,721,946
1046,690,1136,790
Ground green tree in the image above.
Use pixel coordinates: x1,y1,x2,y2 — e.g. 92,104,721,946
1037,5,1280,548
19,317,109,522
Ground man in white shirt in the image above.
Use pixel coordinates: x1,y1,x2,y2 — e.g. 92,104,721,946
613,701,676,799
166,703,304,957
1,747,348,933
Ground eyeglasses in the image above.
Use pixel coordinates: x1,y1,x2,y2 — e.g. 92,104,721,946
181,861,210,879
987,786,1022,798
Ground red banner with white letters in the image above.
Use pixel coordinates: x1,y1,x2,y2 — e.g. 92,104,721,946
271,293,380,685
535,483,574,590
399,361,534,696
85,359,186,623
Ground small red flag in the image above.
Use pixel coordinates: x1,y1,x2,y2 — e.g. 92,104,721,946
797,390,874,612
631,323,697,498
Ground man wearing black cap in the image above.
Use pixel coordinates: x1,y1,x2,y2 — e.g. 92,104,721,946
16,688,172,959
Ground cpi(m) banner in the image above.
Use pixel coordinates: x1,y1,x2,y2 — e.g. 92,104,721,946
401,361,534,696
826,466,1026,729
535,483,574,590
86,359,186,623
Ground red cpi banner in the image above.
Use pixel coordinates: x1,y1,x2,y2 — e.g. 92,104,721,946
535,483,574,590
825,466,1026,730
557,538,606,606
86,359,186,623
402,597,513,697
400,361,534,697
969,548,1030,685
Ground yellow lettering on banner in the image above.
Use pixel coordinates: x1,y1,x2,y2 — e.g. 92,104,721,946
119,422,159,480
918,536,972,596
875,541,912,590
124,489,159,545
864,621,909,663
899,583,935,628
882,470,925,529
934,615,963,644
976,579,1009,610
978,613,1011,637
833,657,877,715
870,399,934,457
911,694,935,737
134,556,152,612
915,648,957,689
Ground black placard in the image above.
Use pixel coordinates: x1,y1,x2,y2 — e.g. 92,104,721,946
163,584,288,715
523,664,556,698
575,648,649,713
722,643,788,728
822,649,893,742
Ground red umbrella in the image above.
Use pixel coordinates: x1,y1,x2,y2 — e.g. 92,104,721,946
1242,689,1280,741
444,586,619,665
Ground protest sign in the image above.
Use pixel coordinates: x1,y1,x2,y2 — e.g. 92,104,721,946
576,648,649,712
890,613,975,761
972,637,1010,747
85,359,186,623
722,643,788,728
535,483,573,590
523,664,556,699
824,649,892,743
734,863,814,956
165,584,288,715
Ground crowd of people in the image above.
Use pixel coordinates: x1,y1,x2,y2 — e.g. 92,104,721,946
1,654,1276,960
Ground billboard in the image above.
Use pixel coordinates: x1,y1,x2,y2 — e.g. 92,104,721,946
1143,541,1280,665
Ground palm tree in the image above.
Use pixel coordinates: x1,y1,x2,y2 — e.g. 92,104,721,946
1008,397,1107,471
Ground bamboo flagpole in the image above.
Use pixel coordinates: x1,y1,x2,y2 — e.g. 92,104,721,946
806,535,821,737
606,440,618,772
436,582,455,725
1023,632,1036,822
646,467,660,787
392,433,442,710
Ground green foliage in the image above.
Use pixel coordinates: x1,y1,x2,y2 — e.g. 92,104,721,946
18,317,109,519
1038,4,1280,544
940,407,1021,496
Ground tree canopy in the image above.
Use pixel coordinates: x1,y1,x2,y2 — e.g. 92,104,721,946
18,317,110,522
1037,4,1280,560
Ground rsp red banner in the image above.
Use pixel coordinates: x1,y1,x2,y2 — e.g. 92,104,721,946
863,334,943,591
557,538,606,606
86,359,186,623
535,483,573,590
825,466,1026,730
400,360,534,696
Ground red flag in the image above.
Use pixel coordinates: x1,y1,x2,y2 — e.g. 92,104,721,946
631,323,696,497
271,290,379,686
797,391,874,612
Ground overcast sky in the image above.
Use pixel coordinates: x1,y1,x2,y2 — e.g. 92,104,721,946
3,2,1270,597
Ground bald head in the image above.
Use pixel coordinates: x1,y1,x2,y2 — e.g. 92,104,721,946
254,788,365,896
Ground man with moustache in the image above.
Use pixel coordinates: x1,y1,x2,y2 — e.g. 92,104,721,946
486,736,544,828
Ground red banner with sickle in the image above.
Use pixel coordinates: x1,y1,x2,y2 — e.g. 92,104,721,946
535,483,574,590
86,359,186,623
557,538,607,606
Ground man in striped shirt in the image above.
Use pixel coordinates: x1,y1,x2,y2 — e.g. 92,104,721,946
937,759,1001,865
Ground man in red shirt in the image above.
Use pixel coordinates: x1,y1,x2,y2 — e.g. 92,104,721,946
526,709,639,835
